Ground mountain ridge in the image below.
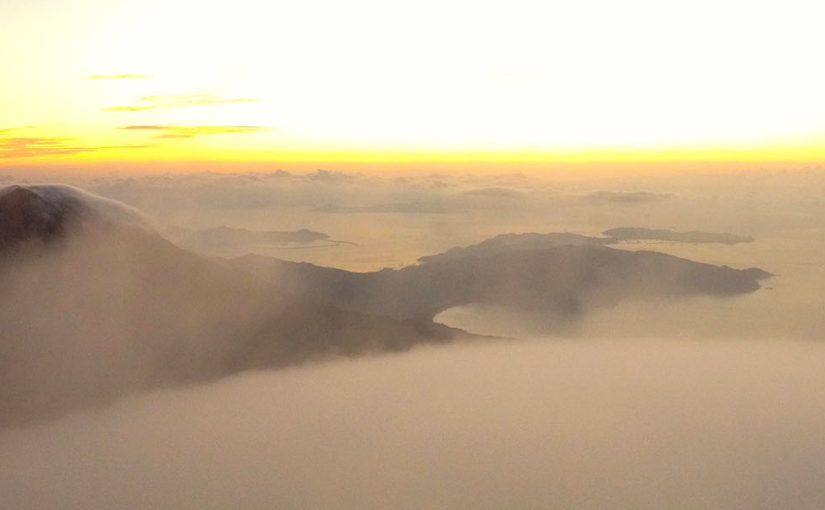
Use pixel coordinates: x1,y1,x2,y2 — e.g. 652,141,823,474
0,184,772,426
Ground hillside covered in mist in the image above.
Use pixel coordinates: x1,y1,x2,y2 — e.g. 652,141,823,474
0,184,770,426
0,185,465,426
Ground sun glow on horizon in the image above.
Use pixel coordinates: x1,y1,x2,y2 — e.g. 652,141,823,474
2,0,825,167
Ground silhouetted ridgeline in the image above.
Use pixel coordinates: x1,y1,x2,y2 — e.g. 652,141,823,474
0,184,770,426
233,232,770,321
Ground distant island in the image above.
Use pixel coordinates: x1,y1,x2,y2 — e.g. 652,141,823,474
169,225,329,248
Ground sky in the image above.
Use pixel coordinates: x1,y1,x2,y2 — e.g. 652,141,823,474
2,0,825,168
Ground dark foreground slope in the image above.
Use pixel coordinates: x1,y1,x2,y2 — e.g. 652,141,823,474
0,185,464,427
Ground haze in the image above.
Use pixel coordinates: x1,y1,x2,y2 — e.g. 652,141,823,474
4,0,825,507
3,339,825,510
2,165,825,509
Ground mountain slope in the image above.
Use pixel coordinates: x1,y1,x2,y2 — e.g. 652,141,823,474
0,184,467,426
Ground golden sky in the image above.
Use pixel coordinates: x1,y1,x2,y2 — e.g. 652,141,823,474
2,0,825,167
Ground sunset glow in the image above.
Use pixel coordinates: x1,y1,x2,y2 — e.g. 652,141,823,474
3,0,824,167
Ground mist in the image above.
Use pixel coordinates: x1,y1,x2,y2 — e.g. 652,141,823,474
3,338,825,510
4,0,825,503
7,165,822,271
2,166,825,507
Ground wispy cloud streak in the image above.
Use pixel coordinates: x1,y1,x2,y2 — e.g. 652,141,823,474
104,94,259,111
121,125,267,139
86,74,153,80
0,132,154,159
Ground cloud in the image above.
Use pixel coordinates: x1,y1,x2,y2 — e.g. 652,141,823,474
585,191,671,204
120,125,267,139
316,201,462,214
86,74,153,80
4,339,825,510
461,187,525,199
104,106,153,112
0,126,38,135
603,227,754,244
0,135,154,159
104,94,259,112
98,144,156,150
0,137,95,158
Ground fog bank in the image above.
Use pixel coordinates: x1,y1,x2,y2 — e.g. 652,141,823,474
3,338,825,510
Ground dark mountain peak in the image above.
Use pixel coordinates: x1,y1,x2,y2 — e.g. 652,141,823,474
0,185,71,248
0,183,152,252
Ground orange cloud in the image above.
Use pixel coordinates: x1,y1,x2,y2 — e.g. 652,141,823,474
120,125,267,139
0,133,154,159
0,137,92,158
104,94,259,112
104,106,153,112
86,74,154,80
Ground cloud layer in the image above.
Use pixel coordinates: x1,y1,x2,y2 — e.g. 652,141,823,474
3,339,825,510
